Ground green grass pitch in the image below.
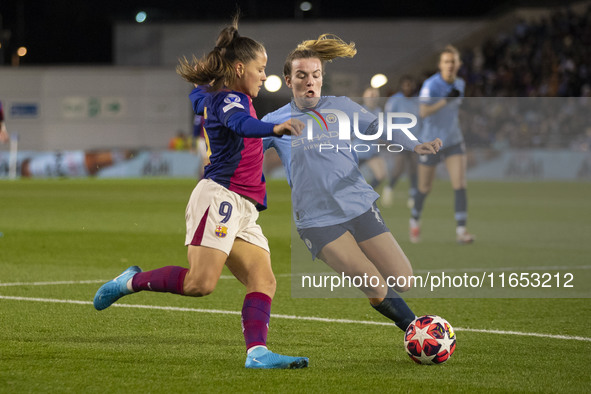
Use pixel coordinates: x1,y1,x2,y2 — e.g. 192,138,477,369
0,178,590,393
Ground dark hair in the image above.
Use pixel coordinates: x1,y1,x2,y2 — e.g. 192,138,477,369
399,74,414,84
283,34,357,77
177,15,265,91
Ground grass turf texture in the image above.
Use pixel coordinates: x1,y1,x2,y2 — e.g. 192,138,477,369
0,178,590,393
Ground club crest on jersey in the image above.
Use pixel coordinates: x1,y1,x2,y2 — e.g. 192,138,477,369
223,94,244,112
215,225,228,238
325,113,337,123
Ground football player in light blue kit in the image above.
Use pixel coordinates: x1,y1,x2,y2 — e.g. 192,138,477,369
354,87,388,189
382,75,420,208
263,35,442,332
410,45,474,244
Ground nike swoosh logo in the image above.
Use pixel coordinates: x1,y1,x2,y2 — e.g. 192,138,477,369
251,358,262,364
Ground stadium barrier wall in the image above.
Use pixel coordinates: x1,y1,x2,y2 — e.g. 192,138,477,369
0,67,193,152
466,149,591,181
0,150,201,179
1,149,589,180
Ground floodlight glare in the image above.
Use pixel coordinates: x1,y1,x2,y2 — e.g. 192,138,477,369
300,2,313,12
264,75,282,92
370,73,388,88
136,11,147,23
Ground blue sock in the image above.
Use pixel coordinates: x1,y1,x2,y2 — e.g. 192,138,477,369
411,191,427,221
389,176,399,188
372,287,416,331
454,188,467,227
409,173,418,196
370,177,381,188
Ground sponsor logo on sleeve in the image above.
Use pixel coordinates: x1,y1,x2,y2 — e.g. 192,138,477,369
223,94,245,112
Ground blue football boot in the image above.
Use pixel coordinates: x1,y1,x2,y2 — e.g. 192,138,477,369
93,266,142,311
245,346,309,369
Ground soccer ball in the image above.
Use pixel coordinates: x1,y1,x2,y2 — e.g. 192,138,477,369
404,315,456,365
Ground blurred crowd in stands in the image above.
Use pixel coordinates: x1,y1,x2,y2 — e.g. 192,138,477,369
459,96,591,150
461,8,591,98
413,6,591,150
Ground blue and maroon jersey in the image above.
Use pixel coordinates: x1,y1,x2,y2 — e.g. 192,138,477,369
189,87,277,211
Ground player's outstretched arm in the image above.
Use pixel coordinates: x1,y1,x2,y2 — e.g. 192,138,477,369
413,138,442,155
273,119,304,137
419,101,447,118
419,88,461,118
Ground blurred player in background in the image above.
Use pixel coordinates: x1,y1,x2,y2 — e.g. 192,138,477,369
0,100,8,143
168,130,190,150
382,76,420,208
355,87,387,189
94,16,308,369
410,45,474,244
263,34,441,332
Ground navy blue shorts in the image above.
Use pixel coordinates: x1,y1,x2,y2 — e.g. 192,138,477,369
418,142,465,167
297,203,390,259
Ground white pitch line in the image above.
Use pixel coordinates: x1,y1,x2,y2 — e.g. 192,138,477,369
1,264,589,287
0,279,107,287
413,265,591,274
0,295,589,342
0,274,301,286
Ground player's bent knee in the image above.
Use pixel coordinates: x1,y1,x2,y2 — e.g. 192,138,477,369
395,283,412,293
183,277,217,297
250,276,276,297
418,185,432,194
394,269,413,292
362,285,387,300
267,276,277,293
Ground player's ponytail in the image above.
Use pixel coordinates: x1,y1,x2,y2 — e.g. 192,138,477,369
283,34,357,77
177,15,265,91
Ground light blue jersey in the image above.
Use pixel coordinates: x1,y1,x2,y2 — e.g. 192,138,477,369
418,73,465,147
263,96,420,229
350,105,381,162
384,92,422,135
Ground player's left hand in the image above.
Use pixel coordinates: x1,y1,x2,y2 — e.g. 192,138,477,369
273,118,305,137
414,138,442,155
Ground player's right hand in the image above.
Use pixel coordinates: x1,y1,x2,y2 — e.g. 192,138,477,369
273,119,304,137
414,138,442,155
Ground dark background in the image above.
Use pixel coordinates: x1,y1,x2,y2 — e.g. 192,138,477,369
0,0,579,65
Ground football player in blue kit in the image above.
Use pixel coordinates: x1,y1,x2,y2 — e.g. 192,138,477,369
263,35,441,332
381,75,420,208
411,45,474,244
94,17,308,369
354,87,388,190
